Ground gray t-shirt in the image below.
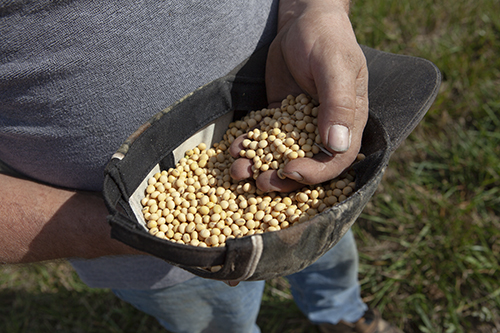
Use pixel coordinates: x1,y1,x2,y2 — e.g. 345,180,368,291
0,1,278,289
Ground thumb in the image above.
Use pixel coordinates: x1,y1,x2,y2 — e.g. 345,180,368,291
314,54,359,154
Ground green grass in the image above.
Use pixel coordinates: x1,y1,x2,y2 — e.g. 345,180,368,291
350,0,500,331
0,262,166,333
1,0,499,332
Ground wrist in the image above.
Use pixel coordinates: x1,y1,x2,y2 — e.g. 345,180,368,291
277,0,351,31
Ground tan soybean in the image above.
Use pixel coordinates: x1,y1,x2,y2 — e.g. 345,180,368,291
141,95,365,247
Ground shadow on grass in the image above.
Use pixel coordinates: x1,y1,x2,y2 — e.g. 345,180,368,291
0,283,318,333
0,262,318,333
0,287,166,333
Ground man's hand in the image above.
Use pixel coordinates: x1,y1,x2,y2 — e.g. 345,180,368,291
231,0,368,192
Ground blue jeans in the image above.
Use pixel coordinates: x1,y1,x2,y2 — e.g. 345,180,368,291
112,229,367,333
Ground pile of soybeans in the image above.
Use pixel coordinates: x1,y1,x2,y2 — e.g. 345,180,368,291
140,94,365,248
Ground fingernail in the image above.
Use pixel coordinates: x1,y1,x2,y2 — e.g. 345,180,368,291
284,171,304,181
327,125,350,152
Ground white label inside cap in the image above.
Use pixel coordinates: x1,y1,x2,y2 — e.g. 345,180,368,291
129,111,235,228
172,111,234,164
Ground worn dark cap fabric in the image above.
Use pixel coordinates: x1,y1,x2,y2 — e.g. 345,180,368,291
103,45,441,281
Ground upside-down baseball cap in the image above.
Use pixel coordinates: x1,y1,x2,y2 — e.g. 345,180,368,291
103,44,441,281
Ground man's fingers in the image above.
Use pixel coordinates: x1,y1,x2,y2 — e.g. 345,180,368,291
230,158,305,192
282,151,357,185
283,90,367,186
255,170,304,193
230,158,253,181
229,134,247,158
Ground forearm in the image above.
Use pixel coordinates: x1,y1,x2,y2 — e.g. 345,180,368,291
0,174,140,264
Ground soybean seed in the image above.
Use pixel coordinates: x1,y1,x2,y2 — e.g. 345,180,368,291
141,94,360,247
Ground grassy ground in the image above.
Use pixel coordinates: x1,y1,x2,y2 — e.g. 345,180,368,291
1,0,499,332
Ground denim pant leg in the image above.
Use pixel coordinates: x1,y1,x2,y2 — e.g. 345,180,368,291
286,229,367,325
113,277,265,333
